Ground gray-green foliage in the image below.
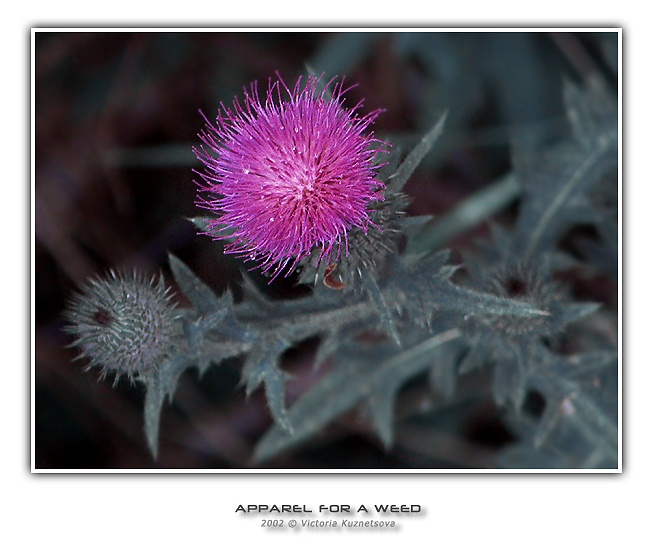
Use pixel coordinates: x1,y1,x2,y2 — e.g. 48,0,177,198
67,74,618,468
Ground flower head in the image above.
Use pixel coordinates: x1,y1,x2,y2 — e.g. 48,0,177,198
63,271,179,385
194,74,389,278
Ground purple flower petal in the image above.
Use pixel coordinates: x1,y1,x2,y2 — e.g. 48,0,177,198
194,74,389,279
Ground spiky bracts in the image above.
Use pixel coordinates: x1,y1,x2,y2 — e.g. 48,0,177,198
297,189,410,290
461,260,570,408
194,74,389,278
473,260,563,343
64,271,179,385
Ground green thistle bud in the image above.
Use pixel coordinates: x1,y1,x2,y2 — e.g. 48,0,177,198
63,270,179,385
475,260,562,342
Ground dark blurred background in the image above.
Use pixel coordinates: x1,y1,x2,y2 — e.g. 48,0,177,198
34,30,618,469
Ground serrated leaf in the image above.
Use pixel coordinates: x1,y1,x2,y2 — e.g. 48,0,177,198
261,367,292,434
492,348,528,409
433,281,550,318
458,339,490,375
492,360,513,407
142,351,200,458
239,271,275,312
143,374,164,459
363,271,401,346
196,339,249,376
168,253,230,315
428,340,464,398
512,87,618,259
565,349,618,378
386,111,448,194
529,351,619,456
241,338,292,433
383,250,456,328
533,398,564,449
365,379,399,447
563,77,617,148
254,329,462,462
255,360,369,462
314,328,344,368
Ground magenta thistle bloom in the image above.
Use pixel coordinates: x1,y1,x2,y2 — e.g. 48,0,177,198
194,74,389,278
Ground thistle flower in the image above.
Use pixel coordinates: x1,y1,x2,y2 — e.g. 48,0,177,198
63,271,179,385
194,74,389,278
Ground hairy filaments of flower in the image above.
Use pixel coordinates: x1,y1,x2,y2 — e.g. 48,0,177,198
64,270,178,385
193,73,390,279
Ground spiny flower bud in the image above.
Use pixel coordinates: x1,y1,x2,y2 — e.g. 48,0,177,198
297,189,410,290
194,73,389,279
462,260,570,409
63,270,179,385
469,260,563,343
